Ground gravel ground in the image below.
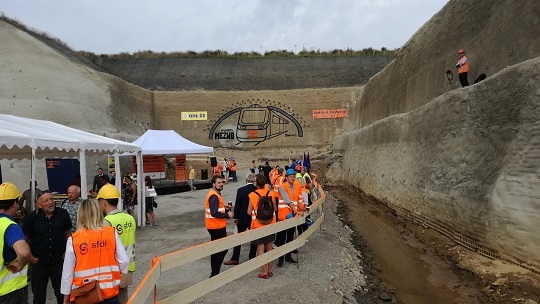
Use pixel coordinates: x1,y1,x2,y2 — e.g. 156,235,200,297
129,168,365,304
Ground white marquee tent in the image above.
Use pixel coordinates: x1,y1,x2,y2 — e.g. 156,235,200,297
132,129,213,155
0,114,145,225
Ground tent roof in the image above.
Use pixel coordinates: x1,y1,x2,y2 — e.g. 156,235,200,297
0,114,141,159
132,130,213,155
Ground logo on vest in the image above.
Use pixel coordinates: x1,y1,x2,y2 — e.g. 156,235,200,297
116,223,123,235
92,240,107,249
79,243,88,255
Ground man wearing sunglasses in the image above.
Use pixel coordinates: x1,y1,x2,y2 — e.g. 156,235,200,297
23,190,72,304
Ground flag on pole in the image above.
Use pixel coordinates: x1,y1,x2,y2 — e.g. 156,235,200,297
303,152,311,172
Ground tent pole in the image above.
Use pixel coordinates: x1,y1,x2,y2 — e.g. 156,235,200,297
115,154,122,211
79,150,88,199
31,149,36,211
136,151,144,227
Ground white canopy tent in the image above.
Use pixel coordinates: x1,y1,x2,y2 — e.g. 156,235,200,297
132,129,213,155
131,130,213,227
0,114,145,226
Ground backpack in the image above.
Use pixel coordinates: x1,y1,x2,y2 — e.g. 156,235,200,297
254,190,274,225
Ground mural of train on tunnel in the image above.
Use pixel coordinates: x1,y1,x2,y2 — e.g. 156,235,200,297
209,104,303,146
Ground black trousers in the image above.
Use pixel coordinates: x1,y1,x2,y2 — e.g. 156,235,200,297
0,286,27,304
31,262,63,304
459,72,469,87
275,227,295,259
208,228,228,277
230,222,257,261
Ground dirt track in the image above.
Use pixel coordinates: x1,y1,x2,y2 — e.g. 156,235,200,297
332,185,540,304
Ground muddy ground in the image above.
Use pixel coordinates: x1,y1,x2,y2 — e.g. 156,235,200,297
331,184,540,303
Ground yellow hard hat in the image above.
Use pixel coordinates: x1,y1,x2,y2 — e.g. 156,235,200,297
97,184,120,200
0,182,21,200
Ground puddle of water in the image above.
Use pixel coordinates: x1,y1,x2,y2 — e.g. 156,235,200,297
336,192,464,304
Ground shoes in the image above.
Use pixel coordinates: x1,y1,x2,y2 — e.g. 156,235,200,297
268,272,273,277
154,223,158,226
258,273,269,279
145,222,150,225
223,260,239,266
148,224,153,227
285,256,297,264
277,260,284,267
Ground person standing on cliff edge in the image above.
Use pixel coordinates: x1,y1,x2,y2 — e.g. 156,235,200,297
456,49,469,87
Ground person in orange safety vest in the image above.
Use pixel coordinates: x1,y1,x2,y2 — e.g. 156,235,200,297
60,199,128,304
456,49,469,87
275,168,304,267
247,174,277,279
205,175,233,277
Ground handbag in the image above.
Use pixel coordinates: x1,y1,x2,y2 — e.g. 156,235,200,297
153,198,158,208
70,280,103,304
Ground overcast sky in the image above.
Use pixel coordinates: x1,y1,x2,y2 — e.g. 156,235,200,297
1,0,448,55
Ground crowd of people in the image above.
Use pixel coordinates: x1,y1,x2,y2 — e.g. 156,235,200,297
0,179,134,304
205,159,316,279
0,166,161,303
0,158,315,302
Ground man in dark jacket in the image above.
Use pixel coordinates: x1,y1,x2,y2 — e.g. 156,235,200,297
223,173,257,265
92,168,110,192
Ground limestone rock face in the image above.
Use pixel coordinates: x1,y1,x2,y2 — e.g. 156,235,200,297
331,0,540,269
0,20,156,188
0,21,156,138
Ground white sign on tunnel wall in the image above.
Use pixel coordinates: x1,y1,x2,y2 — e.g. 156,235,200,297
181,111,208,120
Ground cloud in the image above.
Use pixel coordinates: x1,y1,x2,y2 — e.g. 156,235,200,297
0,0,447,54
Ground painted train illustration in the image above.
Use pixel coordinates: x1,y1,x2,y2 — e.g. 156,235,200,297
209,103,303,146
236,105,289,145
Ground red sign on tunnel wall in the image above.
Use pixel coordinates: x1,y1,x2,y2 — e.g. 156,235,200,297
312,109,348,119
132,156,165,173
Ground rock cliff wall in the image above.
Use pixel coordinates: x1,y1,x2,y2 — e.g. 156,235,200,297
329,0,540,269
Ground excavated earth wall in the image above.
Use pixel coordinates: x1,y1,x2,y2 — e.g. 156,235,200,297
329,0,540,269
347,0,540,130
94,56,394,91
0,20,156,187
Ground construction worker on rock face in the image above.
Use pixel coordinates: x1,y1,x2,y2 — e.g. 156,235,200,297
0,182,31,303
97,183,136,304
275,168,304,267
456,49,469,87
205,175,233,277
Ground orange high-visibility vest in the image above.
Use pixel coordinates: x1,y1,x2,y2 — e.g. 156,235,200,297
269,169,277,182
213,164,222,175
277,181,303,221
272,175,284,194
71,227,122,302
205,189,227,229
249,189,277,229
230,164,237,172
457,56,469,74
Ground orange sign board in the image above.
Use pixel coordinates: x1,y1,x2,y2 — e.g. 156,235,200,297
312,109,348,119
175,155,186,181
132,156,165,173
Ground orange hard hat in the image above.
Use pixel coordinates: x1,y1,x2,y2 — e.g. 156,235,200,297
458,49,465,54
